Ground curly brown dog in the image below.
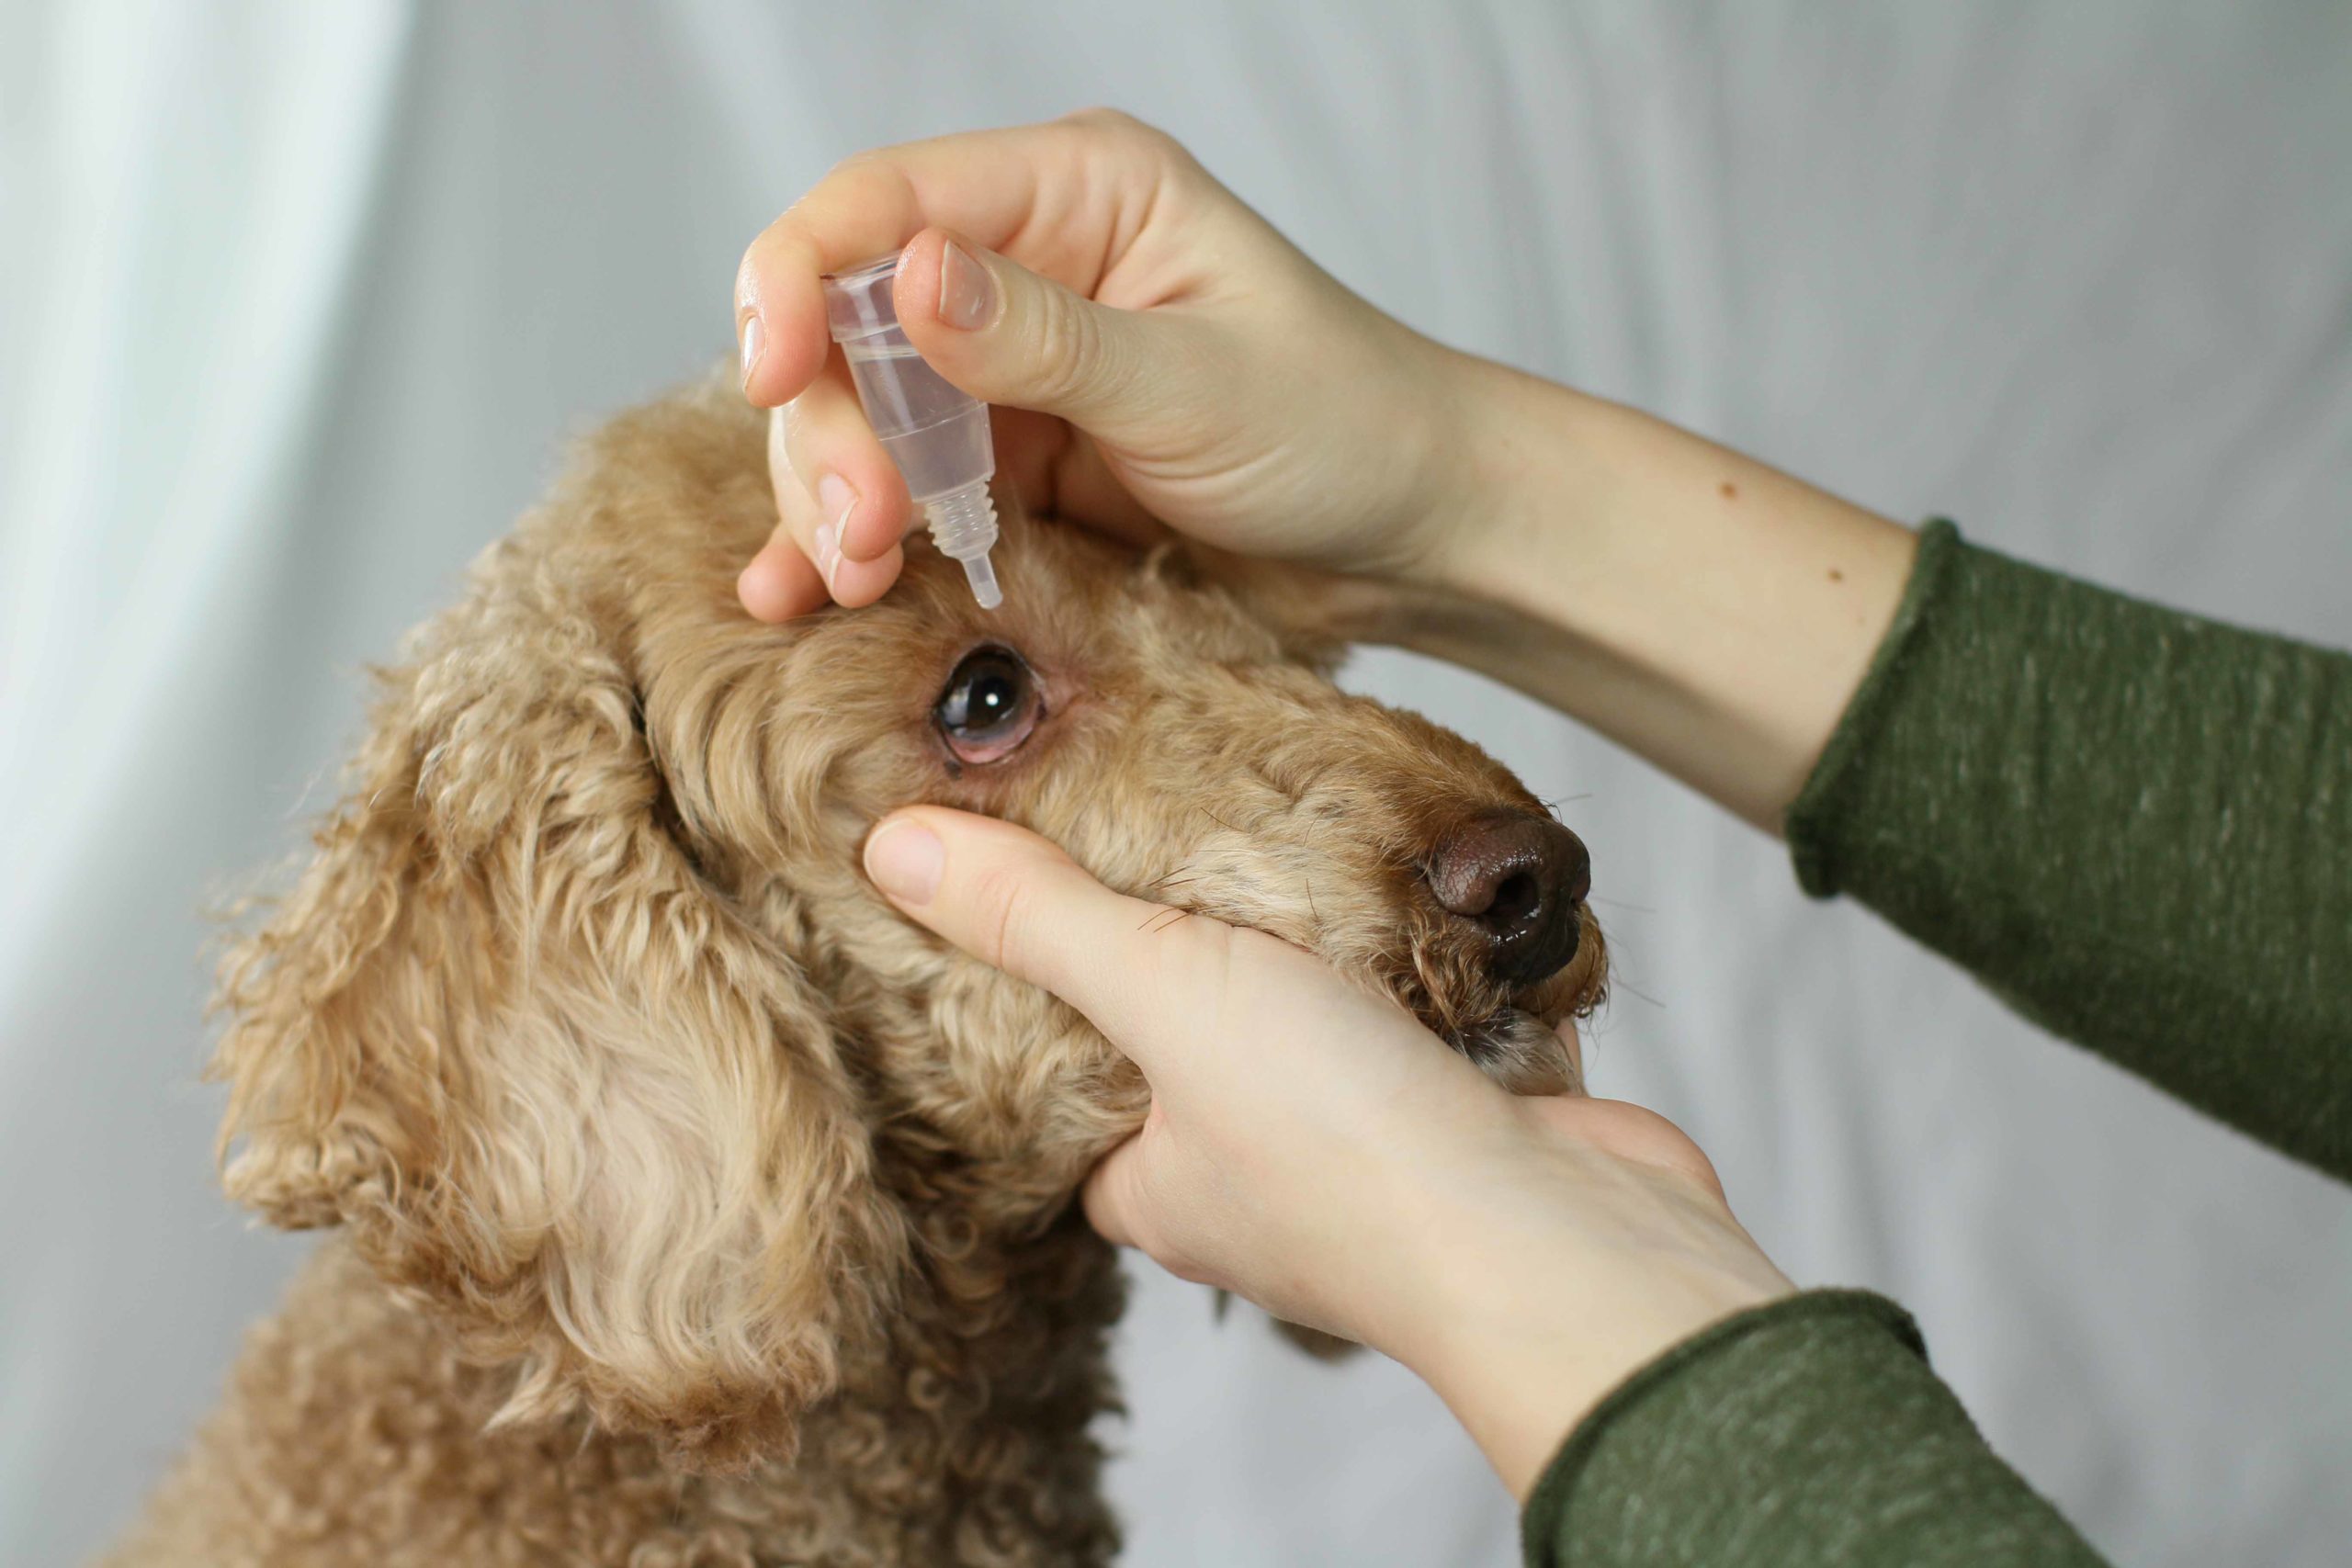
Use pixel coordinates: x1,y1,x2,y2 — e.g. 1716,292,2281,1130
105,373,1605,1567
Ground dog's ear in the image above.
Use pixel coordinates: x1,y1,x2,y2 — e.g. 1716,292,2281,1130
210,556,904,1468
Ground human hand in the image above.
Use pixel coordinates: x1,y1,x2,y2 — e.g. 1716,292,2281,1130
735,113,1922,833
859,805,1796,1496
731,109,1484,618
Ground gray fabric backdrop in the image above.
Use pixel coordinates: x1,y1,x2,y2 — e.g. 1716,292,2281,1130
4,4,2348,1563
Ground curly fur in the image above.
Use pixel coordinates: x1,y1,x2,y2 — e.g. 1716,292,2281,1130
104,371,1605,1566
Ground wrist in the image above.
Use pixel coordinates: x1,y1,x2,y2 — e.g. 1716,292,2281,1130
1308,351,1603,651
1360,359,1642,669
1400,351,1604,605
1373,1111,1795,1498
1375,362,1921,830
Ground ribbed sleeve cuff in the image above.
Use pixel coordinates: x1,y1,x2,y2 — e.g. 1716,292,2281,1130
1787,518,1962,897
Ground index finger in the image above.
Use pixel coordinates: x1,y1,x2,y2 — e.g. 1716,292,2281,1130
858,806,1240,1073
734,111,1180,406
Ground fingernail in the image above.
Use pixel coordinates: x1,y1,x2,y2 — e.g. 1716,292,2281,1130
865,818,944,903
812,522,842,592
938,240,996,331
816,472,859,558
739,313,765,389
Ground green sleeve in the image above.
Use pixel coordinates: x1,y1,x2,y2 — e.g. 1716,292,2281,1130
1521,1292,2108,1568
1788,520,2352,1180
1523,527,2348,1564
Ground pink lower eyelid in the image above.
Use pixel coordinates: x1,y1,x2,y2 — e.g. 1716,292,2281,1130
942,712,1040,766
945,737,1024,766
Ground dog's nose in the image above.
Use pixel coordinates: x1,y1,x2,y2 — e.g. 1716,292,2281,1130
1426,810,1591,986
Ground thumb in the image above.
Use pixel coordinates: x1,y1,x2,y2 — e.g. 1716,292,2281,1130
890,228,1196,443
1083,1124,1216,1284
859,806,1236,1073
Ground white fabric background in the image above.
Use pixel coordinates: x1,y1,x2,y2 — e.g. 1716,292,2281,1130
5,5,2348,1564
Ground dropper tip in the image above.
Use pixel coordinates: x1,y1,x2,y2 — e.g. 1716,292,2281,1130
959,551,1003,610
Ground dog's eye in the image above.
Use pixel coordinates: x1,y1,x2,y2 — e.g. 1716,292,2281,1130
934,646,1041,764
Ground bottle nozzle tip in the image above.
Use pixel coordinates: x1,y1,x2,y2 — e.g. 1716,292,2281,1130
959,551,1003,610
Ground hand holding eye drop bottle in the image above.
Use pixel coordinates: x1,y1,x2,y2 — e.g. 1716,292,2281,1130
823,253,1004,609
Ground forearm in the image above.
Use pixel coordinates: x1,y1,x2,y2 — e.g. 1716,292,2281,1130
1364,1108,2107,1563
1379,1100,1795,1499
1396,358,1918,831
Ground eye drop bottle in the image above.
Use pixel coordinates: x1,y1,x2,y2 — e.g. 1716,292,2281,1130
822,252,1003,609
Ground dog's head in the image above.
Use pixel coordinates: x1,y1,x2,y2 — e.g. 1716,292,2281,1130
212,376,1603,1464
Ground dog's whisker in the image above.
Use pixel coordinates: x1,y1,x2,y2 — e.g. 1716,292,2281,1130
1608,975,1665,1009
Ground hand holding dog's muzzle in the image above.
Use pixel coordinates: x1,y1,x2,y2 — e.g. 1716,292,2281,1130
862,805,1794,1500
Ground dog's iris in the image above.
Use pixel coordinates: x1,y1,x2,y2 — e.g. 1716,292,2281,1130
934,646,1041,764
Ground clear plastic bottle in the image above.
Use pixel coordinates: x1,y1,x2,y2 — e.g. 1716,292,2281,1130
822,252,1003,608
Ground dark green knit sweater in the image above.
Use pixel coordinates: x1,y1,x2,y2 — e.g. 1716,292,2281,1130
1522,521,2352,1566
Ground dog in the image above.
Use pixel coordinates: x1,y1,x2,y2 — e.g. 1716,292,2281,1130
105,371,1606,1566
